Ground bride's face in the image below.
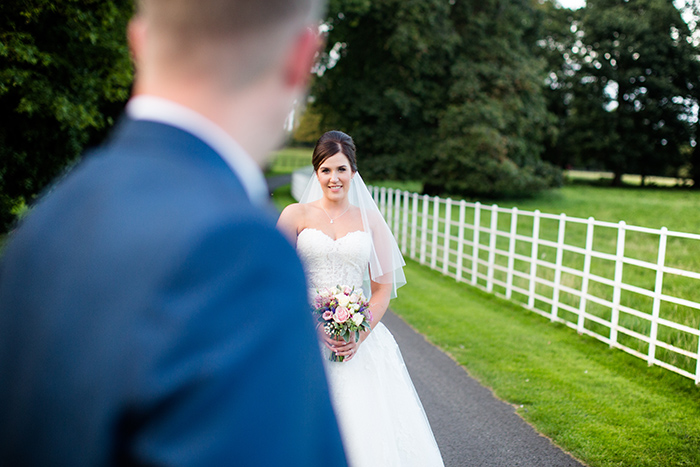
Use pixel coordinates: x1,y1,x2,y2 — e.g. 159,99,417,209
317,152,355,202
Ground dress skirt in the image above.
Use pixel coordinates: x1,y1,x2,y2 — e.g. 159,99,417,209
322,323,445,467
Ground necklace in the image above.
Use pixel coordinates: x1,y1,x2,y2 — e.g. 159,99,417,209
321,205,350,224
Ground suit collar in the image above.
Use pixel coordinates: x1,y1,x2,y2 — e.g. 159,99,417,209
125,96,268,206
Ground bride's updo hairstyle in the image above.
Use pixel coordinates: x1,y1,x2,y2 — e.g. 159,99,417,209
312,131,358,173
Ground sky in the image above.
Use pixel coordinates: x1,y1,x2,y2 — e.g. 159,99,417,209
556,0,586,9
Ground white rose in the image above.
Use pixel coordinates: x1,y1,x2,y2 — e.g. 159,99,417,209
336,294,351,307
352,313,365,326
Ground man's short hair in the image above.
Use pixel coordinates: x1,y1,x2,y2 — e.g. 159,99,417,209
137,0,323,87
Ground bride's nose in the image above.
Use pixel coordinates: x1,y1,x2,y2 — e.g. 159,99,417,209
330,171,339,182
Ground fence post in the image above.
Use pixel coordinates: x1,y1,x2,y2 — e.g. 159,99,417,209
387,189,394,234
411,193,419,260
394,189,401,238
551,213,567,321
578,218,595,334
443,199,453,275
472,202,482,285
697,328,700,385
379,187,387,218
456,200,467,282
402,191,410,254
486,205,499,292
431,197,440,270
420,195,429,265
610,221,627,347
527,210,541,309
506,208,518,299
648,227,667,366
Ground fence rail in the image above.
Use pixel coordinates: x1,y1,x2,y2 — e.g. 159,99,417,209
370,186,700,384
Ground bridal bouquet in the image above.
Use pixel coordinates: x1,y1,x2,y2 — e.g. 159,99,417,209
313,285,372,362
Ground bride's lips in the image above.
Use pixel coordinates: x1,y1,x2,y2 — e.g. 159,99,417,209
328,185,343,191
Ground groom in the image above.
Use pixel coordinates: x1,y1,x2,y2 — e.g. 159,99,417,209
0,0,347,465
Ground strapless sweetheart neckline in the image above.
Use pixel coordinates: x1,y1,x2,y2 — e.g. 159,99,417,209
298,228,367,242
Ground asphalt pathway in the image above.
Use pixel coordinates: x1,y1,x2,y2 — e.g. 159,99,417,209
266,174,293,194
383,311,585,467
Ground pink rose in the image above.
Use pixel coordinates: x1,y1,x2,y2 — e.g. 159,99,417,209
322,310,333,321
333,306,350,323
343,286,353,295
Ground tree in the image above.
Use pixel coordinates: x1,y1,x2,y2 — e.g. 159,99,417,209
313,0,560,198
0,0,133,231
540,0,700,186
428,0,562,198
313,0,457,180
534,0,584,169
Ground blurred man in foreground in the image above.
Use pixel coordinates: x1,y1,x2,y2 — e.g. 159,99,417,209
0,0,347,465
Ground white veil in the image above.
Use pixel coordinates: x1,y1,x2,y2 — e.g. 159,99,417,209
298,171,407,299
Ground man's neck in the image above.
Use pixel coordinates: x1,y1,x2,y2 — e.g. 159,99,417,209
131,76,289,168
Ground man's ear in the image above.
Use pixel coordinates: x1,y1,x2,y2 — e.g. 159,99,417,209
284,27,324,88
127,16,147,68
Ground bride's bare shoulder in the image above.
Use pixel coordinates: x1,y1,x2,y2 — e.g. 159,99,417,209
277,203,317,239
278,203,305,226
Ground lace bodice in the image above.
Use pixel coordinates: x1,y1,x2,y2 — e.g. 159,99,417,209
296,228,371,291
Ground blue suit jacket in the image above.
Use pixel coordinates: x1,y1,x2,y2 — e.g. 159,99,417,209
0,119,347,466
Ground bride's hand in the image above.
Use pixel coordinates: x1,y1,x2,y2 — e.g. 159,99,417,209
321,333,360,361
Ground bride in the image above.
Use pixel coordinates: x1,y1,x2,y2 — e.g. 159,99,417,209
277,131,444,467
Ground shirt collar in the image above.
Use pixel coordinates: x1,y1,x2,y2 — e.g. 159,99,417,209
126,95,268,205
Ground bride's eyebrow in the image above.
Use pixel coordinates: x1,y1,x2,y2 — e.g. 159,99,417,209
321,164,348,170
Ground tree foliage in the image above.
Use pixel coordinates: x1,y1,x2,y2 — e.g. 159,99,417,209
538,0,700,186
312,0,561,198
313,0,457,180
313,0,700,194
0,0,133,231
428,0,561,197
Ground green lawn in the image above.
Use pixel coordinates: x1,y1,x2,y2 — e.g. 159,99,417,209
486,184,700,235
373,181,700,233
268,147,312,175
393,260,700,467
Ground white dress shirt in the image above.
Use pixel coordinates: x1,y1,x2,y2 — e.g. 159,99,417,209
126,95,269,205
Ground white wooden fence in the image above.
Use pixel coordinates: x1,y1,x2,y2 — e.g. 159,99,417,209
370,186,700,385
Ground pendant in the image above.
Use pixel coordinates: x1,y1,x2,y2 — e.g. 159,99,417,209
330,220,334,224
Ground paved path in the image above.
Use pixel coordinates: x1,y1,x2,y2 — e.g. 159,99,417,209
383,311,585,467
266,174,292,194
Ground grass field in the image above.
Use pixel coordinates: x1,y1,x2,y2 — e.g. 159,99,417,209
268,147,312,175
272,179,700,467
393,260,700,467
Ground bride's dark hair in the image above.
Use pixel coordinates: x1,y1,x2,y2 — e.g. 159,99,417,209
312,130,358,173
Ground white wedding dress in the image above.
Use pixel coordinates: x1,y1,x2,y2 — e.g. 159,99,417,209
297,228,444,467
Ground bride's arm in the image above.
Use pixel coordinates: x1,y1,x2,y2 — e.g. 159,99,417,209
359,280,392,343
276,204,303,245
